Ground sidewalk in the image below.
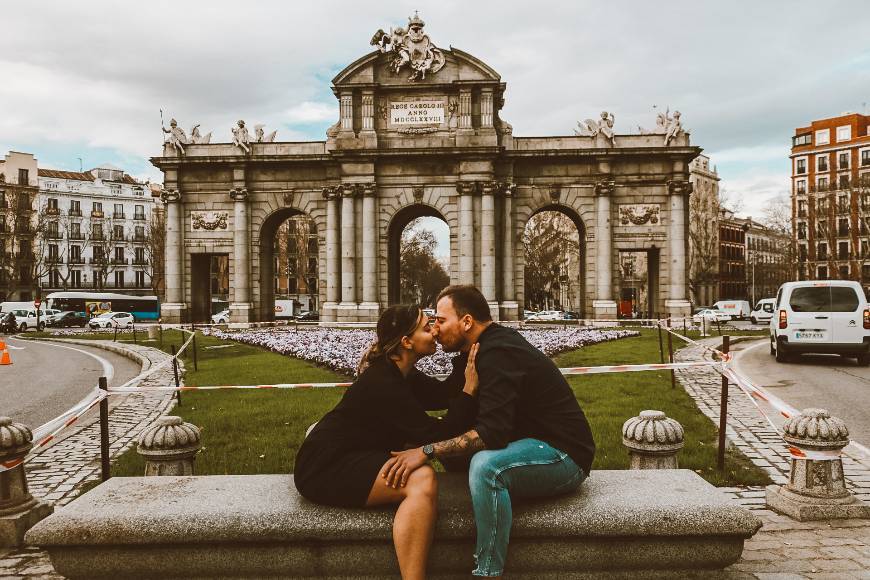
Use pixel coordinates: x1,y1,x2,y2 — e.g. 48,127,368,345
675,336,870,578
1,339,177,579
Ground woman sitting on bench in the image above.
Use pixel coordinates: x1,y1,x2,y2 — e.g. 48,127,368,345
294,303,479,580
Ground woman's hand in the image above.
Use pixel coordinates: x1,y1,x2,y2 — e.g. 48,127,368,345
462,343,480,397
380,447,428,488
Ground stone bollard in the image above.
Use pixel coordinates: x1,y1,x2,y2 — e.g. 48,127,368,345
0,417,53,547
137,416,202,476
622,410,684,469
147,325,159,340
766,408,870,521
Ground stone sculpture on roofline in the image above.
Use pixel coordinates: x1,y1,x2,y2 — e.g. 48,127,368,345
575,111,616,146
232,119,252,154
255,124,278,143
161,117,213,155
638,107,685,145
370,12,445,82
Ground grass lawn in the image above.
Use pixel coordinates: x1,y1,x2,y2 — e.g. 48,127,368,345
45,327,770,487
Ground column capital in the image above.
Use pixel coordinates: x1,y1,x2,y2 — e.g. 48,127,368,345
594,180,615,197
667,180,693,196
160,189,181,203
340,183,362,198
362,183,377,196
229,187,248,202
456,181,478,196
322,185,339,200
481,181,498,196
501,182,517,197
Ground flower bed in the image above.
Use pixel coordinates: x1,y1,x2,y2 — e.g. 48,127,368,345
203,326,639,376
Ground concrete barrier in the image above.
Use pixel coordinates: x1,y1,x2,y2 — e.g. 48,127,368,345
27,470,760,579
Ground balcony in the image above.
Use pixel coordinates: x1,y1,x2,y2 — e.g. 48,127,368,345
133,213,146,221
89,257,107,264
45,231,63,240
46,256,62,265
67,257,84,265
132,234,146,243
91,210,104,219
132,258,148,266
16,252,34,262
69,233,85,240
113,212,126,219
69,209,82,217
111,258,128,265
91,234,105,241
45,207,60,216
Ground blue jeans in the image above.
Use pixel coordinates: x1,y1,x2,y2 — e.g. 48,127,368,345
469,438,586,577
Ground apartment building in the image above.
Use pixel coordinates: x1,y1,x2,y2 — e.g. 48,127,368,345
688,154,721,306
0,152,40,300
718,208,748,300
791,113,870,286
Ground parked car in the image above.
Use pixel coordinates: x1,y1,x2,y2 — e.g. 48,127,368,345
712,300,752,321
88,311,134,329
749,298,776,325
50,311,88,328
523,310,536,320
770,280,870,365
11,309,45,332
533,310,564,321
562,311,580,320
211,309,230,324
296,310,320,321
692,308,731,324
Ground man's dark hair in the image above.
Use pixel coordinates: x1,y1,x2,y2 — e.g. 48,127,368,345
436,285,492,322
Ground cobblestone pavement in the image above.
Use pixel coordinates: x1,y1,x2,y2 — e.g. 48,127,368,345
1,339,178,579
676,336,870,579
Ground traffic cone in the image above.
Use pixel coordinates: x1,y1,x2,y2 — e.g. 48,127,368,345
0,339,5,351
0,346,11,365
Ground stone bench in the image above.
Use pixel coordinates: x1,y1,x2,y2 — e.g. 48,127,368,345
26,470,761,579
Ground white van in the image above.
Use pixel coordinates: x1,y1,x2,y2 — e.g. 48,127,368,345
749,298,776,325
713,300,752,320
770,280,870,365
9,308,45,331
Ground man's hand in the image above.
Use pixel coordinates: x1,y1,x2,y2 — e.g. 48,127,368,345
380,447,428,488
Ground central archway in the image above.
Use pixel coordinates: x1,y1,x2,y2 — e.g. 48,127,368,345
387,204,450,306
258,207,318,322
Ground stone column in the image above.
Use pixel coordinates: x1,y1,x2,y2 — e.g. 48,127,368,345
500,184,519,320
228,187,253,324
459,89,472,130
593,181,617,319
622,411,685,469
480,88,494,128
338,184,357,321
322,187,340,322
480,181,498,317
160,189,186,323
0,417,53,547
766,408,870,520
361,92,374,131
665,180,692,318
358,183,379,321
457,182,476,285
339,91,353,132
137,416,202,476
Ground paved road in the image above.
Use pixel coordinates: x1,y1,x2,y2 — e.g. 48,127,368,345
730,337,870,445
0,335,141,429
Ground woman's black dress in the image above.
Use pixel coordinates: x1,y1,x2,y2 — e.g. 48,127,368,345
294,356,474,507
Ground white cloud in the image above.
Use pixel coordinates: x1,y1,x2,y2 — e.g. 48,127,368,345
283,102,337,124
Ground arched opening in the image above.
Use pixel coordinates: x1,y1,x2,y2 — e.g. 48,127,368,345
522,206,586,317
387,205,450,307
259,209,319,322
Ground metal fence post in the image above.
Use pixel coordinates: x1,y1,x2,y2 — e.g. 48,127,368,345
657,323,665,364
718,335,730,471
159,324,164,347
99,376,110,481
113,324,118,342
171,344,182,406
667,319,676,389
132,323,137,344
192,332,198,371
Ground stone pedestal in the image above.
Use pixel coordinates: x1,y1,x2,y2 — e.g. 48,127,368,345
499,301,520,321
622,410,684,470
147,326,159,340
321,302,339,323
766,408,870,521
229,302,255,324
357,302,380,323
137,416,202,477
0,417,53,547
160,302,188,324
665,299,692,319
592,299,618,320
336,303,358,322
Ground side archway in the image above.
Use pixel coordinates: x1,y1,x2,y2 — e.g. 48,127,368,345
257,207,317,322
386,204,449,306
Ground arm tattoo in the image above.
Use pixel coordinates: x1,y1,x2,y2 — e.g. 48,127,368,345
432,430,485,460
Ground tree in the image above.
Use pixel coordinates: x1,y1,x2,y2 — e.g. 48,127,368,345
400,218,449,306
145,205,166,298
522,211,580,311
0,178,45,300
687,182,720,306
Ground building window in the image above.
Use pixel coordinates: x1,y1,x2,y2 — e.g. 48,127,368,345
839,152,850,170
796,180,806,194
92,223,104,241
815,129,830,145
70,222,82,240
798,200,807,217
70,245,81,262
818,265,828,279
817,155,828,172
838,194,848,213
114,246,125,263
797,222,807,239
114,271,124,288
839,241,849,259
134,226,145,241
49,269,61,287
70,200,81,216
113,225,124,240
113,203,124,218
110,184,121,195
817,176,829,191
838,218,849,236
45,181,58,190
70,270,81,288
793,133,812,146
47,198,58,210
818,242,827,259
836,125,851,142
839,265,850,279
135,271,145,288
862,149,870,167
796,158,807,174
839,174,850,189
18,168,29,185
134,205,145,220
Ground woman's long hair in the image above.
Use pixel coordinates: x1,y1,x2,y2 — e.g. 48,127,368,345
357,304,423,375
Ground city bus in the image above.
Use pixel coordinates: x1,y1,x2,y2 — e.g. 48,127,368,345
45,292,160,322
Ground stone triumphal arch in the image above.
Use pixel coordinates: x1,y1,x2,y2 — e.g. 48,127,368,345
152,14,699,323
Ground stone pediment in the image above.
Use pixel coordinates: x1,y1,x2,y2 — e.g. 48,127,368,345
332,47,501,90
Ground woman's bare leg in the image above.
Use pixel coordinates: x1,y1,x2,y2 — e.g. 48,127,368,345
366,464,438,580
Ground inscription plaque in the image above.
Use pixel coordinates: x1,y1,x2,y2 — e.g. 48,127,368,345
390,100,445,125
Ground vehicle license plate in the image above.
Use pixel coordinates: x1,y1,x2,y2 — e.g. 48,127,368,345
794,331,825,340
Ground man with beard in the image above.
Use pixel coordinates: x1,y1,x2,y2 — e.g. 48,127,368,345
381,285,595,579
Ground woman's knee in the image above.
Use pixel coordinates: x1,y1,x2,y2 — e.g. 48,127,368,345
406,465,438,499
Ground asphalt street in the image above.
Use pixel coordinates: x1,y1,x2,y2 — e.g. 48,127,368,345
730,337,870,445
0,335,141,429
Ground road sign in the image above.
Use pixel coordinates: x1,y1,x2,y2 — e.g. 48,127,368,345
34,299,41,308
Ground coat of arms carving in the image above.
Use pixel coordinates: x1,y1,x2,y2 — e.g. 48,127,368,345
618,205,660,226
370,12,446,82
191,211,229,231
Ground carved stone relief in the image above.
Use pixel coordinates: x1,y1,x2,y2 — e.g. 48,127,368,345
618,204,661,226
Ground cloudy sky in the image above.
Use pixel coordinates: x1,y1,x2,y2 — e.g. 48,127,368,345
2,0,869,227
